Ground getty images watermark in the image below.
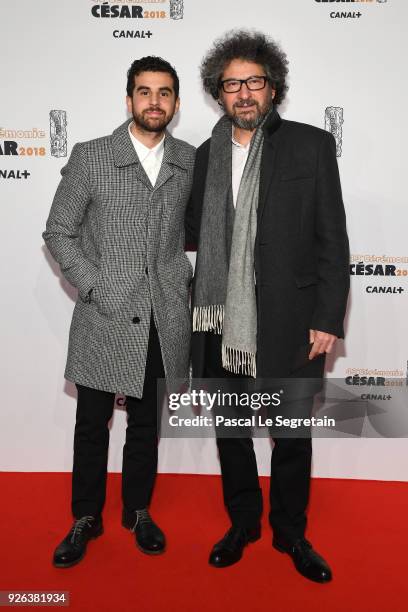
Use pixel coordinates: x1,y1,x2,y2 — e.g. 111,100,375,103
158,378,408,438
162,389,336,437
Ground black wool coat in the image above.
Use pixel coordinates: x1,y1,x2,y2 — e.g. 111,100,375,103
185,109,350,380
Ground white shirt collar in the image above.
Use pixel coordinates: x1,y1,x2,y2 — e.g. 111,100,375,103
128,122,165,162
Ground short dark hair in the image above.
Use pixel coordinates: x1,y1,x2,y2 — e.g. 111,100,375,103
127,56,180,98
200,30,289,106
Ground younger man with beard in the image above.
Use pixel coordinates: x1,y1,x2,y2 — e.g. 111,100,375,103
44,56,195,566
186,31,349,582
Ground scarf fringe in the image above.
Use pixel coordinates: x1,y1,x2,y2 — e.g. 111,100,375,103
222,344,257,378
193,306,257,377
193,305,224,334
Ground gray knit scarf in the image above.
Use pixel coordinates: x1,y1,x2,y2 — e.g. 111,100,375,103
193,113,266,377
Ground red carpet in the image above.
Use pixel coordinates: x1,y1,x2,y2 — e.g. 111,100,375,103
0,473,407,611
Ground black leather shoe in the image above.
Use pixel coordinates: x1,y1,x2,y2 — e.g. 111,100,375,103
273,535,332,583
122,508,165,555
53,515,103,568
209,525,261,568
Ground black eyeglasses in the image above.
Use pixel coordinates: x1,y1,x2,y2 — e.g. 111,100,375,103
220,76,269,93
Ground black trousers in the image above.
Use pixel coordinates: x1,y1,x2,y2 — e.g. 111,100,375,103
203,332,312,543
71,317,165,519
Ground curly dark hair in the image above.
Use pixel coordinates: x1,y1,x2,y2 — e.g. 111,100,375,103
200,30,289,105
127,56,179,98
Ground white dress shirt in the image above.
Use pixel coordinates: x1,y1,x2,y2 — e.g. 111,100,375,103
128,122,165,187
231,132,250,207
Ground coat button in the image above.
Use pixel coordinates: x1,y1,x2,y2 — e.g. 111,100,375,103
132,316,140,324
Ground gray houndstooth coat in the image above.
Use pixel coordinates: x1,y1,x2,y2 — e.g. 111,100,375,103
43,119,195,398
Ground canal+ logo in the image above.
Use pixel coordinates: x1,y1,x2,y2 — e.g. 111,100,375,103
314,0,388,19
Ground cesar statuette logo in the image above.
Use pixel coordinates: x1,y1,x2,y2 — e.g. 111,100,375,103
170,0,184,19
49,110,67,158
324,106,343,157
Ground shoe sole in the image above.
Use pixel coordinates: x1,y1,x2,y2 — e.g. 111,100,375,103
52,527,104,568
136,542,166,556
209,556,243,568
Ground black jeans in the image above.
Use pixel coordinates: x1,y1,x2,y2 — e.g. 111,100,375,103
203,332,313,542
71,317,165,518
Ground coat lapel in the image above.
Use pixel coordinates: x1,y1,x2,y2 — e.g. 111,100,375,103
112,119,139,167
154,131,188,191
258,109,283,225
111,119,154,190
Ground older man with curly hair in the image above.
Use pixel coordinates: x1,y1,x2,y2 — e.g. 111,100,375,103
185,30,349,582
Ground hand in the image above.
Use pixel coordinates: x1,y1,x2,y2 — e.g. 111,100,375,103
309,329,337,360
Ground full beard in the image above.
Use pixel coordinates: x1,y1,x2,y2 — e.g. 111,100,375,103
230,98,273,130
133,108,172,133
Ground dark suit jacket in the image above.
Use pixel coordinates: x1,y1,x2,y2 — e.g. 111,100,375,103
185,109,349,379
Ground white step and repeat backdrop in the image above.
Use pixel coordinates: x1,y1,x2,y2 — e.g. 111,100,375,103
1,0,407,479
